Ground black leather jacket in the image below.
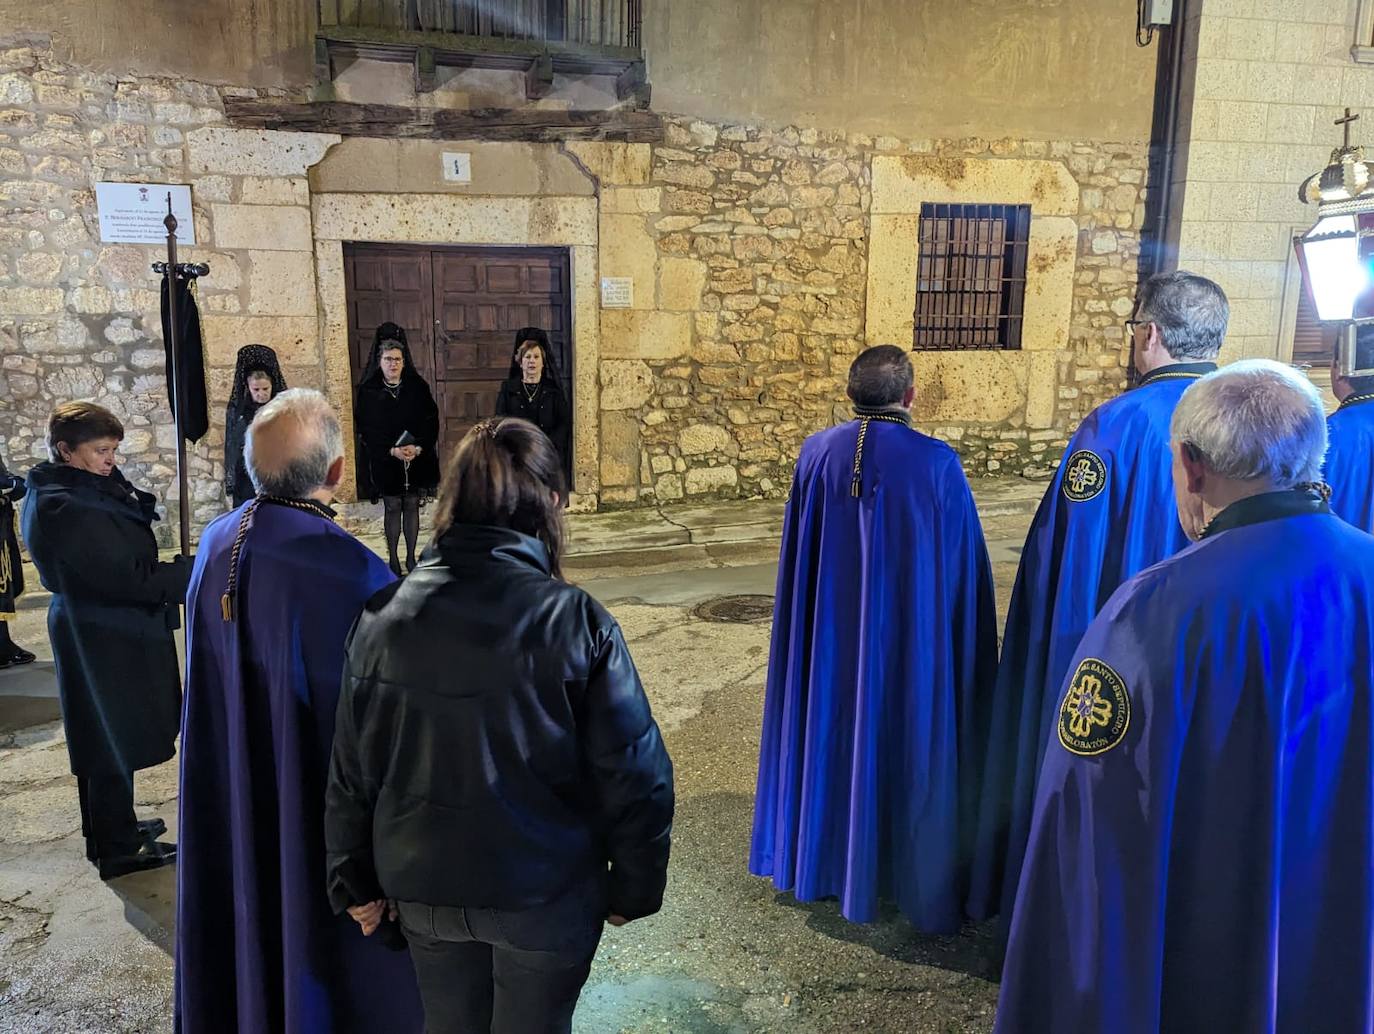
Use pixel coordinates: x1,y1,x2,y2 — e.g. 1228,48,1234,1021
325,525,674,921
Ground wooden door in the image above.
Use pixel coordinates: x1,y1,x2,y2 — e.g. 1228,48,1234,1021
432,246,572,470
344,242,574,491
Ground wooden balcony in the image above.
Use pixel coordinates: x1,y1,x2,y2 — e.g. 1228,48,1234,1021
315,0,649,104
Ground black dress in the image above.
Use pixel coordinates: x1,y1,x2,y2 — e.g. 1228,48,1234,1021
223,344,287,509
224,398,264,508
21,462,189,777
354,376,441,500
495,376,570,467
0,453,24,621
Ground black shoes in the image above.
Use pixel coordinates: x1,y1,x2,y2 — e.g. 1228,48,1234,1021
99,840,177,881
389,557,403,577
405,555,417,573
0,645,36,669
85,818,170,864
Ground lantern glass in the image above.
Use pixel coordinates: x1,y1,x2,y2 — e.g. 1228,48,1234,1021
1297,213,1364,321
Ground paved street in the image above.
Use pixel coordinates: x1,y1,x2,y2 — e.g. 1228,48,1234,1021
0,485,1039,1033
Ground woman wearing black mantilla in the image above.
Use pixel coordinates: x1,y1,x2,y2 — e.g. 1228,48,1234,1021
496,326,571,474
354,322,441,576
223,343,287,509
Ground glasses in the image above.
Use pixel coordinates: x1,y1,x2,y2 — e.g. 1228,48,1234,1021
1124,318,1146,334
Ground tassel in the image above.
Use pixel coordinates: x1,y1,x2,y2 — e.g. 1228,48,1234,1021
221,594,234,622
850,418,870,499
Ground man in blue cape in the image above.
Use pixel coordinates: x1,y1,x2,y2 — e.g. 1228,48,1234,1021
176,389,423,1033
996,360,1374,1033
968,271,1228,923
750,345,997,933
1326,323,1374,529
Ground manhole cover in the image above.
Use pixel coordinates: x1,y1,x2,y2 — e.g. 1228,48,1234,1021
694,594,775,623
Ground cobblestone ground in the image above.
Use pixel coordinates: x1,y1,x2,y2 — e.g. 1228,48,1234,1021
0,507,1033,1034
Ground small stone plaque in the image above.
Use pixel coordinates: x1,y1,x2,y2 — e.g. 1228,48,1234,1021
601,277,633,308
441,152,472,183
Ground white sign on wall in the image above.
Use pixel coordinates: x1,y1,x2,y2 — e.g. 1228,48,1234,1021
601,277,633,308
441,152,472,183
95,182,195,245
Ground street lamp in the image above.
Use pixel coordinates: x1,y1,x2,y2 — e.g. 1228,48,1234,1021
1296,108,1374,375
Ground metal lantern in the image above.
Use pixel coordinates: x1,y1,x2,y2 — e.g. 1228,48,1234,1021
1296,109,1374,376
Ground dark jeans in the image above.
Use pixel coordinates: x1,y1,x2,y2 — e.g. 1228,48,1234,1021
77,771,139,859
397,881,605,1034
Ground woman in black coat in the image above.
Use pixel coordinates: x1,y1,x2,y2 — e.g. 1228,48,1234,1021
0,450,34,668
354,323,440,576
22,402,189,879
495,326,571,472
325,417,673,1032
223,343,287,508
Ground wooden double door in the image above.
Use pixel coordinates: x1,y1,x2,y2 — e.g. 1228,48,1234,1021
344,243,574,490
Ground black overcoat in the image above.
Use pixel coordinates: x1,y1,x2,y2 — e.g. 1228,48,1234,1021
21,462,189,776
0,453,25,617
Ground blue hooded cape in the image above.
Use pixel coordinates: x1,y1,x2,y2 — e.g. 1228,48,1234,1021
175,501,424,1033
749,414,997,933
968,362,1215,923
1326,394,1374,530
995,491,1374,1034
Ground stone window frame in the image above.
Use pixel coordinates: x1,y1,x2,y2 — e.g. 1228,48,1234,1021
1353,0,1374,64
865,155,1079,430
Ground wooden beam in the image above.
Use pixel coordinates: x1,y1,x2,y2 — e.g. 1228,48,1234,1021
525,54,555,101
414,46,437,93
222,97,664,143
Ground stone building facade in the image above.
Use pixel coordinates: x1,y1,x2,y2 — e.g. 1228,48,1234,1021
0,4,1163,536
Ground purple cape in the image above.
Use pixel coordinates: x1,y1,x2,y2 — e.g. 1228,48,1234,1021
1326,396,1374,531
749,418,998,932
996,503,1374,1032
175,502,424,1033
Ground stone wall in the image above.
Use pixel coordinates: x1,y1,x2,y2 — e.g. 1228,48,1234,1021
596,118,1149,505
1168,1,1367,366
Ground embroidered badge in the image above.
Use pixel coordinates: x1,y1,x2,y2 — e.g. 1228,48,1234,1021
1061,449,1108,502
1058,657,1131,756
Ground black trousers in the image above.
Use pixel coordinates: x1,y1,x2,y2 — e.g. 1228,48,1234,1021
77,771,139,860
397,881,605,1034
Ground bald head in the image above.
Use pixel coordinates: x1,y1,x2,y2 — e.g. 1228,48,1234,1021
245,388,345,500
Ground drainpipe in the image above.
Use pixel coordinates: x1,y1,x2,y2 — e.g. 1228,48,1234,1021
1141,0,1189,280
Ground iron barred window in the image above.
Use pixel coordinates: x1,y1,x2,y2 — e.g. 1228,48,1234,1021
913,202,1031,351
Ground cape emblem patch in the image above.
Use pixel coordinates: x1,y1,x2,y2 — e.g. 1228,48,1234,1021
1061,449,1108,502
1058,657,1131,756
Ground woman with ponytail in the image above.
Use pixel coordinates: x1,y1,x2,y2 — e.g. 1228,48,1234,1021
325,417,675,1033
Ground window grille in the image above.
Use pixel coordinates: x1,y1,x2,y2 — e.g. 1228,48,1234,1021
914,202,1031,351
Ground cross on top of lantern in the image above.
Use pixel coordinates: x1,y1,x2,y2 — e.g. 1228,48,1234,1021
1294,109,1374,335
1300,108,1373,208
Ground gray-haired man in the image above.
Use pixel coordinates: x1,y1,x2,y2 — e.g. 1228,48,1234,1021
996,359,1374,1033
175,389,424,1032
970,270,1230,925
